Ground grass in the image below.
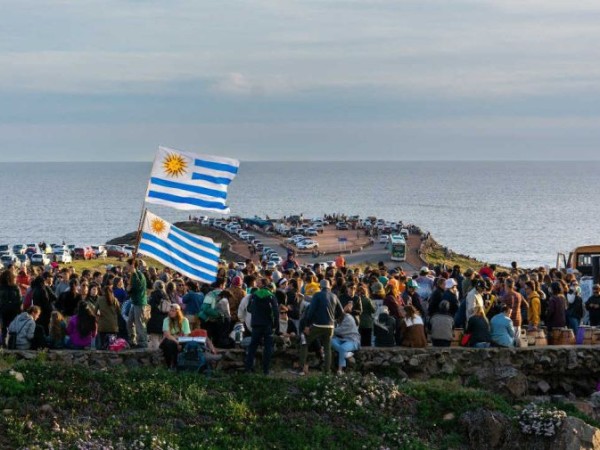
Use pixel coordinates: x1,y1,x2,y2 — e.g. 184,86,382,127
2,358,599,450
0,358,531,450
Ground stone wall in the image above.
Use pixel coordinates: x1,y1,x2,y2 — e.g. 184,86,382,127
5,345,600,398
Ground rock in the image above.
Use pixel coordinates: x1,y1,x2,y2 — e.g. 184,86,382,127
475,366,529,399
553,416,600,450
560,381,574,393
537,380,551,394
567,401,595,417
589,392,600,408
460,408,513,449
443,412,455,421
40,404,54,415
2,409,13,415
408,357,419,367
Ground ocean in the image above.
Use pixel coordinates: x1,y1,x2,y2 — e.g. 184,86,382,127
0,161,598,267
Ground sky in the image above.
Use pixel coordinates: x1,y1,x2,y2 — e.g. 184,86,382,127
1,0,600,162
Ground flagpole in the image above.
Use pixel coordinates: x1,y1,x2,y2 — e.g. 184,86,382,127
131,206,148,262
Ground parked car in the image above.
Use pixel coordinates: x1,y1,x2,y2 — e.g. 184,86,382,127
122,245,135,255
269,255,283,265
379,235,390,244
266,261,277,270
297,240,319,250
31,253,50,266
0,245,9,254
73,247,94,260
12,244,26,255
91,245,107,258
106,245,129,258
305,228,318,236
0,254,19,269
16,254,30,268
336,222,349,230
54,250,73,264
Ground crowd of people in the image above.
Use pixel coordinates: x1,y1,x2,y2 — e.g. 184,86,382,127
0,253,598,375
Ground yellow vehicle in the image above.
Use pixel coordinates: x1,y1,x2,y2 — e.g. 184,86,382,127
557,245,600,276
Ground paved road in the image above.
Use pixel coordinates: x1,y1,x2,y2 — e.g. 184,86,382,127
245,231,418,273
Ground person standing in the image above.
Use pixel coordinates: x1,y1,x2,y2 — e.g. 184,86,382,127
465,281,486,323
126,259,148,348
298,279,343,375
546,282,567,343
566,282,584,334
95,282,121,349
585,284,600,326
0,270,22,347
245,279,279,375
525,281,541,329
501,279,524,346
357,284,376,347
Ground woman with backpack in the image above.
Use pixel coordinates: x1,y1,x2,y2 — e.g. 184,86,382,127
159,303,191,369
147,281,170,349
0,270,22,348
96,281,121,350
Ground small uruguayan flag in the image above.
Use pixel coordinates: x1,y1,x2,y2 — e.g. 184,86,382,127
138,211,221,284
145,146,239,213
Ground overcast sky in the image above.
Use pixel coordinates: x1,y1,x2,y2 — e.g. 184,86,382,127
2,0,600,161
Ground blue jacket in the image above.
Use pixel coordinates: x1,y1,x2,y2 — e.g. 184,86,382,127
304,288,343,328
490,313,515,347
182,291,204,316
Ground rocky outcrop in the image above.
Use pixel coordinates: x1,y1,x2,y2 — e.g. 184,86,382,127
461,410,600,450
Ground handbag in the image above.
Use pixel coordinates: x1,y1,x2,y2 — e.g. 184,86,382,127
460,333,472,347
159,297,172,314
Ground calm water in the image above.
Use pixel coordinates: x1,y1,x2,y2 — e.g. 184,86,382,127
0,161,598,267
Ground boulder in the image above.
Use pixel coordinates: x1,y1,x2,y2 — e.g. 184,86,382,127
537,380,551,394
553,417,600,450
460,408,513,449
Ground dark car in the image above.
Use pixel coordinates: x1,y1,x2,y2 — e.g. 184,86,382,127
336,222,349,230
73,246,94,260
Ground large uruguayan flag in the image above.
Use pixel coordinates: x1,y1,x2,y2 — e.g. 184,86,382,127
145,146,239,213
138,211,221,284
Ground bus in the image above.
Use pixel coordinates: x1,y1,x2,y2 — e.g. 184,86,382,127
389,235,407,262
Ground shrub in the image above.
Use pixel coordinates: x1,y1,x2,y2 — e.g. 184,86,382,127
518,403,567,437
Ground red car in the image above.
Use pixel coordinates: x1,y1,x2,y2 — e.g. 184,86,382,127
73,246,95,260
106,245,130,258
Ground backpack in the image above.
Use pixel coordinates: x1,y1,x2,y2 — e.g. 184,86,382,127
176,341,208,373
199,291,223,322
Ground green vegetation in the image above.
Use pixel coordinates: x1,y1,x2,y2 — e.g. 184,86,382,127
1,357,578,450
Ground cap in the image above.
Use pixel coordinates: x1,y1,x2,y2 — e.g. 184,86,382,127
231,276,242,287
475,280,486,290
444,279,457,289
420,266,430,275
320,279,331,289
406,279,419,289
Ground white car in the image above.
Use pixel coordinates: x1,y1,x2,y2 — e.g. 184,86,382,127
266,261,277,270
55,251,72,264
31,253,51,266
270,255,283,265
298,240,319,250
286,235,305,244
304,228,318,236
0,254,19,269
379,235,390,244
91,245,107,258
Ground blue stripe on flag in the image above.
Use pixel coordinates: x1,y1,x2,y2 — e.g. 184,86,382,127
141,232,218,272
149,177,227,199
191,172,233,185
147,191,228,211
195,159,239,174
139,243,216,283
170,226,221,253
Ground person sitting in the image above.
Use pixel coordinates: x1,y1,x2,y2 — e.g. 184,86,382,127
429,300,454,347
275,305,297,348
373,306,397,347
66,302,98,350
490,304,514,348
331,303,361,375
400,305,427,348
47,311,67,349
466,305,491,348
7,306,43,350
159,303,191,369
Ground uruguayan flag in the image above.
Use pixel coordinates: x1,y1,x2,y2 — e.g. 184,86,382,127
138,211,221,284
145,146,239,213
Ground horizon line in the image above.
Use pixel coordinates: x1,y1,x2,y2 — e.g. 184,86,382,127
3,159,600,163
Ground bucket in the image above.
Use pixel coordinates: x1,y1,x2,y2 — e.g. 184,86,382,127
593,328,600,345
562,328,576,346
451,328,463,347
577,326,594,345
551,328,562,345
529,328,547,346
519,329,528,348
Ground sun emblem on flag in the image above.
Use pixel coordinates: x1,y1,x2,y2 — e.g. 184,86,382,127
150,217,167,235
162,153,188,178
